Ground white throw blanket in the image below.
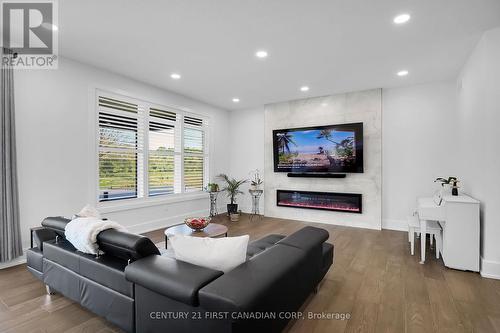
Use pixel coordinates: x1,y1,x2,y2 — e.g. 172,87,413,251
65,217,127,255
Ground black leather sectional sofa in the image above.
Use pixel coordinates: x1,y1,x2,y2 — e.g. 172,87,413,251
26,217,334,333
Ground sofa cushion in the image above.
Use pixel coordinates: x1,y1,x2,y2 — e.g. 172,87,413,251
43,239,80,271
246,234,285,259
43,258,134,333
278,227,330,285
79,253,134,297
43,239,134,297
199,244,309,313
170,234,249,273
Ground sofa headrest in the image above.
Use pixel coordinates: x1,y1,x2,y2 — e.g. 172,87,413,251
41,216,160,261
96,229,160,261
41,216,70,236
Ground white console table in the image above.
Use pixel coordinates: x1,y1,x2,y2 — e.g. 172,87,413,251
417,194,480,271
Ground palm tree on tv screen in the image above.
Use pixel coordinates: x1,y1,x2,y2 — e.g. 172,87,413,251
316,129,340,145
336,137,355,158
277,131,296,154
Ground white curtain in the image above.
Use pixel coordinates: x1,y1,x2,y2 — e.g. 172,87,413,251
0,48,22,262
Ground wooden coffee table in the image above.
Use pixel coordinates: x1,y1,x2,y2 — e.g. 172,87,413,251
164,223,228,249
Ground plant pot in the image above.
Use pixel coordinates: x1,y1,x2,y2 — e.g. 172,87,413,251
227,203,238,215
452,187,458,196
230,213,240,222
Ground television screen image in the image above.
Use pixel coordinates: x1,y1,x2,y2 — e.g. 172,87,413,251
273,122,363,173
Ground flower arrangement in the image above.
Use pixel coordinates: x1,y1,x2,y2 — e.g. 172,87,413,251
249,169,263,190
435,177,460,196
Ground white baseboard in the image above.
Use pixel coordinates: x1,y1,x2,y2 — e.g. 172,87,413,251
382,218,408,231
480,257,500,280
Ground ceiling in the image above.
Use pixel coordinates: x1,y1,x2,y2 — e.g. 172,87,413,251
58,0,500,110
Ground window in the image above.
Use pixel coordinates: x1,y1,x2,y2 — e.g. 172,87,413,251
97,92,208,202
183,116,205,192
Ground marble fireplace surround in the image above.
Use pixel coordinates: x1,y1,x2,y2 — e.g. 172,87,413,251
264,89,382,230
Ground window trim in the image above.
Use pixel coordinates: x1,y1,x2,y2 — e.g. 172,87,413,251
92,88,210,211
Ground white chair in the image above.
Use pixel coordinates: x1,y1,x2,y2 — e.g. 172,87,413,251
407,215,442,258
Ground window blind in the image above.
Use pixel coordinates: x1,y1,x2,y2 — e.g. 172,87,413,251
98,96,142,201
183,116,205,192
148,107,177,196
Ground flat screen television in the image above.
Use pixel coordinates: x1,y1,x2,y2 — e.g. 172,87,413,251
273,122,363,173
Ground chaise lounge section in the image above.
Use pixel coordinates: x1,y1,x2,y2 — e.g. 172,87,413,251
26,217,333,333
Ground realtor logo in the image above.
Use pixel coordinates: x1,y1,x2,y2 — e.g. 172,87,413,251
1,0,58,69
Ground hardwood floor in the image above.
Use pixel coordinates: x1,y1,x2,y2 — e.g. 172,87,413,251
1,214,500,332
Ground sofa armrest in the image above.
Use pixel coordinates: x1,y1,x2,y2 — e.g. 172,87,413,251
277,226,329,251
33,228,57,251
125,255,223,306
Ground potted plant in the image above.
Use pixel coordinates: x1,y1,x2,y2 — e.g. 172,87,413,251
207,182,219,192
435,176,460,196
230,210,241,222
249,169,263,190
217,174,247,214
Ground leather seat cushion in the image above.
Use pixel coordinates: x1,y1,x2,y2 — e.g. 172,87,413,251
43,259,134,333
43,239,80,271
43,240,133,297
199,244,309,313
79,253,133,297
246,234,285,259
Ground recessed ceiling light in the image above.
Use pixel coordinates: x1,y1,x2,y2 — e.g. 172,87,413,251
397,70,409,77
321,103,328,107
300,86,310,92
255,50,268,59
170,73,181,79
393,14,411,24
232,98,240,103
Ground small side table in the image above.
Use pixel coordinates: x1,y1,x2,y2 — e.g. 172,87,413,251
249,189,264,221
208,191,220,217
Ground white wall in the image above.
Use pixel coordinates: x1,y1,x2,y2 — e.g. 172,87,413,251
382,81,458,230
228,107,265,213
228,81,459,230
13,57,230,252
457,27,500,278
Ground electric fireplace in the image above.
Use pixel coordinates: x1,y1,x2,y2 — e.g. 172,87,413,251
276,190,362,214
